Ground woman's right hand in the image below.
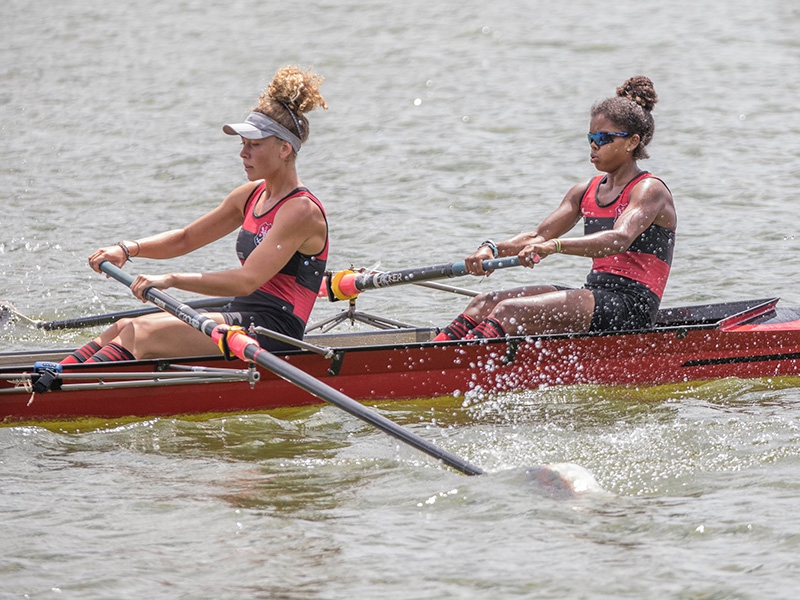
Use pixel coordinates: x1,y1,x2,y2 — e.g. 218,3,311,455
464,246,496,276
88,245,127,273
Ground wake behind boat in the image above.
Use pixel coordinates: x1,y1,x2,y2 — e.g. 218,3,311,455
3,295,800,424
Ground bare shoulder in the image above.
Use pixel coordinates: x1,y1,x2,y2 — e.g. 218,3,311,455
226,180,261,203
285,192,324,215
631,175,676,228
568,178,594,197
634,175,672,201
274,193,326,231
560,178,594,209
219,180,262,216
273,192,327,255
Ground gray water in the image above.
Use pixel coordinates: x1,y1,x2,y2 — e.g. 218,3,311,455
2,1,800,598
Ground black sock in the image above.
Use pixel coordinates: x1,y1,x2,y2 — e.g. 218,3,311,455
85,342,136,363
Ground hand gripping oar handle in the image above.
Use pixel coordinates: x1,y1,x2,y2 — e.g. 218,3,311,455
329,256,522,301
99,262,485,476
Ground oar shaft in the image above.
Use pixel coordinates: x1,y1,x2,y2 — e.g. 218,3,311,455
238,340,485,476
99,262,485,476
366,270,479,297
37,297,233,330
351,257,522,293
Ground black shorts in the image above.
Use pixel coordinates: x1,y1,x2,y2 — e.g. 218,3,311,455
217,292,306,352
583,272,660,333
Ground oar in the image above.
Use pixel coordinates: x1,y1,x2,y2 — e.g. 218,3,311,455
0,297,233,330
328,256,523,300
99,261,485,476
368,270,479,297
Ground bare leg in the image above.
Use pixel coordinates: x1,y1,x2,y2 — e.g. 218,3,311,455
91,312,224,359
462,285,563,322
436,284,577,341
489,288,595,335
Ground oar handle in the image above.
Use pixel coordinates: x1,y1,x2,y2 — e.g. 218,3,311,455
103,263,134,286
98,261,485,476
447,256,522,279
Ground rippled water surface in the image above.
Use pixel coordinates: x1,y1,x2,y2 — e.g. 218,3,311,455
2,0,800,598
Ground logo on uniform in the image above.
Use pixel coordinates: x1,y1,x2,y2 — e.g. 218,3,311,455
254,222,271,246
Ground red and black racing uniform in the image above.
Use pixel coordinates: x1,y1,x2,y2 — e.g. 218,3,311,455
220,182,328,350
579,172,675,331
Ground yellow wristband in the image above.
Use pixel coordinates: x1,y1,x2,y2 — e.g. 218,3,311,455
551,239,562,253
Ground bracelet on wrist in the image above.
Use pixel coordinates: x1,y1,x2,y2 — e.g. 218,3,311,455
479,239,499,258
116,241,132,262
131,240,141,257
551,238,562,253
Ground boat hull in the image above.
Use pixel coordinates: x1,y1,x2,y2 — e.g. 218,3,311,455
3,298,800,423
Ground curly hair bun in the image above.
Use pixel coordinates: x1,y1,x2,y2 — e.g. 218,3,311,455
616,76,658,112
265,66,328,116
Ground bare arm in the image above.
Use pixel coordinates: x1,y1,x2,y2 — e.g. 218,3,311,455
520,177,675,264
88,182,256,271
128,195,327,299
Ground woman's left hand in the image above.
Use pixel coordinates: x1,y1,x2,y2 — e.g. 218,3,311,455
518,240,558,269
130,273,175,301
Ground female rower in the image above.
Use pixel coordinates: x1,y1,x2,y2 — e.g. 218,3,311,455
435,76,676,341
63,65,329,364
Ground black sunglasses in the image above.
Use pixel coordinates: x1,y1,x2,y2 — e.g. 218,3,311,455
587,131,630,146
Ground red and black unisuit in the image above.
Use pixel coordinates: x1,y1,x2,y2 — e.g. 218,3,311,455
220,182,328,350
579,172,675,331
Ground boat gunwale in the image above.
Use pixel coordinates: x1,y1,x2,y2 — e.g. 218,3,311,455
0,297,784,373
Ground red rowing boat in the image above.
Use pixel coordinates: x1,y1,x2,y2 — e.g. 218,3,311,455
3,296,800,424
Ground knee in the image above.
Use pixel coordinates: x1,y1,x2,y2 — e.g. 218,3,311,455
114,317,151,338
114,317,133,331
100,317,131,340
488,299,514,321
468,291,501,314
114,315,165,346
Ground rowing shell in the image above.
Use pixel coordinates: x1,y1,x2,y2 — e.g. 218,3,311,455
3,297,800,424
